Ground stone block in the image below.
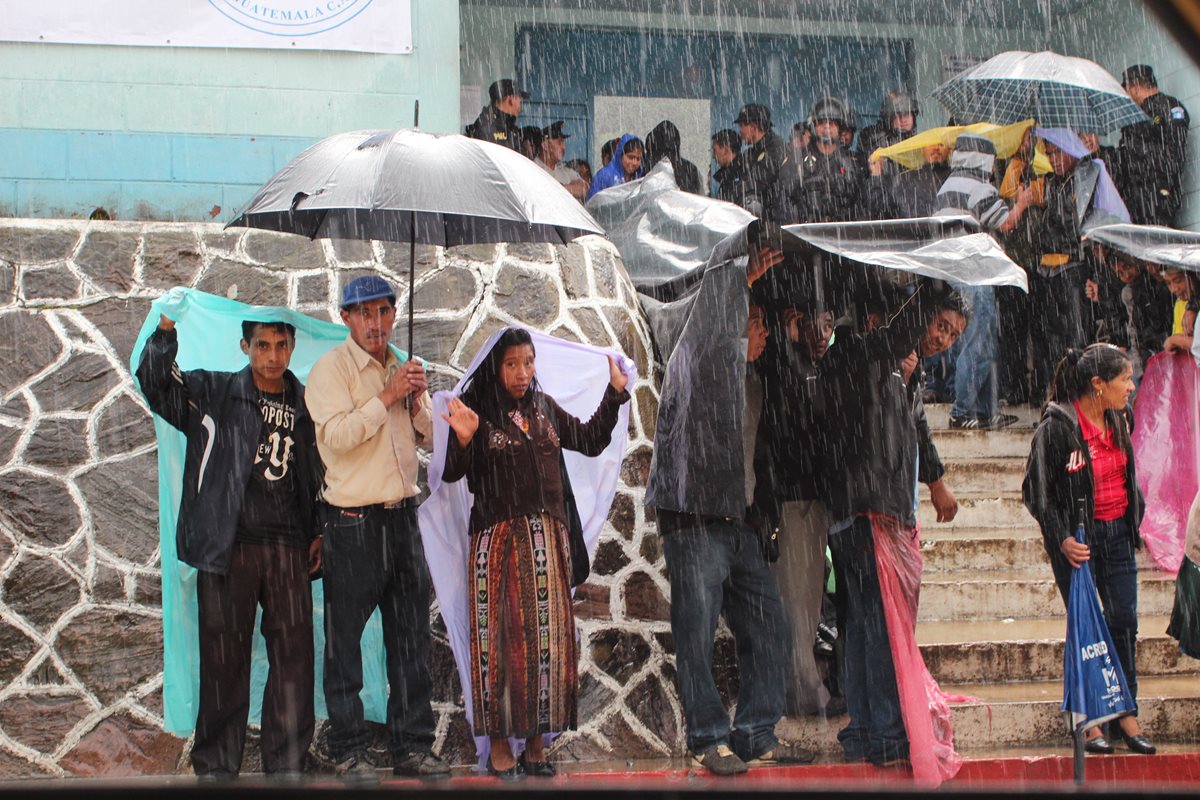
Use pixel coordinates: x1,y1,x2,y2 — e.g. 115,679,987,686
609,492,636,541
412,316,470,367
638,533,662,565
573,582,611,620
78,451,158,565
506,242,552,262
141,231,203,289
133,573,162,607
330,238,374,265
569,306,612,348
589,629,650,685
443,243,495,265
55,609,163,706
59,712,184,777
548,325,581,343
0,310,62,391
456,315,509,370
31,352,120,413
0,261,13,306
196,260,288,305
4,554,83,631
80,297,152,365
429,635,462,705
597,712,663,758
591,246,618,299
619,445,653,488
634,385,658,440
577,670,616,725
242,230,327,270
0,227,80,264
0,619,37,685
0,424,23,468
556,244,590,299
602,305,650,372
0,748,52,779
591,539,629,576
625,675,679,750
95,392,155,459
0,470,82,547
437,710,476,767
415,266,479,313
200,230,242,254
0,695,92,755
295,273,330,305
494,260,560,328
91,565,127,603
24,416,90,470
21,264,82,301
74,230,138,294
549,731,611,762
381,242,438,275
623,571,670,622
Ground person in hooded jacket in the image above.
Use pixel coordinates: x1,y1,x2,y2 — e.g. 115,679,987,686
1022,344,1154,755
587,134,644,200
856,91,919,179
645,120,704,194
776,96,861,224
137,316,323,781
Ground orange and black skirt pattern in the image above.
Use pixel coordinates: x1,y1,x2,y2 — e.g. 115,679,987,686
469,512,578,738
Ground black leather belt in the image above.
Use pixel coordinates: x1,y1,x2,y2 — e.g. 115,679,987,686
328,497,417,517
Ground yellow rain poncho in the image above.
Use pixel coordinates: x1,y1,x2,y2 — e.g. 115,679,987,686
872,119,1051,174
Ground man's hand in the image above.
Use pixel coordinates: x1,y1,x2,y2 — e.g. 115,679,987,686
441,397,480,448
158,314,176,331
928,478,958,523
1164,334,1192,352
608,355,629,393
1084,279,1101,304
747,246,784,287
868,157,884,177
1015,183,1034,209
308,536,322,577
1061,537,1090,568
900,350,919,383
380,361,428,409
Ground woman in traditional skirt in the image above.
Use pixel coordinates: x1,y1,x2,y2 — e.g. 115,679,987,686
441,327,630,778
1023,344,1154,755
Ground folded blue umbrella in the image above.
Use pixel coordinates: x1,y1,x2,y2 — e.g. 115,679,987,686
1062,525,1135,734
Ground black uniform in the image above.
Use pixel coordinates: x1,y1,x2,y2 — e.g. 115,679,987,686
741,130,791,220
465,104,522,151
777,145,861,224
713,156,747,205
862,162,950,220
1118,92,1190,226
855,123,905,178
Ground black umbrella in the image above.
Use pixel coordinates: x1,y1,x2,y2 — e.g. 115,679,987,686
227,127,605,355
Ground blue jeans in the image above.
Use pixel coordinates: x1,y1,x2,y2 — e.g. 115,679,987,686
1046,517,1140,711
952,284,999,420
660,511,788,760
829,515,907,763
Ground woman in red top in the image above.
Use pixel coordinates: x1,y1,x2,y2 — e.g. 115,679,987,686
1023,344,1153,755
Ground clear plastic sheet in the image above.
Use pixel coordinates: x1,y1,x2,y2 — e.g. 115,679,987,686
1132,351,1200,572
1084,223,1200,274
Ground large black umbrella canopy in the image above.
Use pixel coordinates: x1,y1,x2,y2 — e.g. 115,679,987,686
1083,223,1200,273
228,128,605,353
933,50,1149,133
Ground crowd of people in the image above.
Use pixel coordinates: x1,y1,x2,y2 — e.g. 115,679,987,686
135,65,1198,785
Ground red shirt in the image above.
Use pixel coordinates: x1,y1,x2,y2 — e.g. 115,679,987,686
1073,402,1128,521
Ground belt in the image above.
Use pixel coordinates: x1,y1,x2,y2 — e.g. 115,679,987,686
327,497,417,517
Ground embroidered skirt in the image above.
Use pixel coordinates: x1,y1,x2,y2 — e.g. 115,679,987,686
469,513,578,738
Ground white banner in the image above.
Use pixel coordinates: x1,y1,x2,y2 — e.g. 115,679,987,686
0,0,412,54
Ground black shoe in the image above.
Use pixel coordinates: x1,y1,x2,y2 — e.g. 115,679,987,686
486,756,524,781
747,739,816,766
393,750,451,778
813,637,834,658
1084,735,1115,754
1117,730,1157,755
517,752,557,777
979,413,1019,430
691,744,748,776
334,752,379,784
949,415,982,429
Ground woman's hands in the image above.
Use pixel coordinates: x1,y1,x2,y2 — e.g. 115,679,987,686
608,355,629,393
441,397,479,448
1061,537,1090,568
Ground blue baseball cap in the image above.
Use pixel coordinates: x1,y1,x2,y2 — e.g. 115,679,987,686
341,275,396,309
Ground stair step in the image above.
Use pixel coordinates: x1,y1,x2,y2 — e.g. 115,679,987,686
918,493,1033,529
926,403,1042,432
918,568,1176,622
916,616,1190,683
927,457,1026,494
919,532,1163,573
930,428,1034,460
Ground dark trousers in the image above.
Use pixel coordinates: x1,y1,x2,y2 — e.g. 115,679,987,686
659,510,788,760
997,285,1030,403
1030,268,1086,402
829,516,906,764
193,542,315,776
1046,518,1140,712
320,503,436,760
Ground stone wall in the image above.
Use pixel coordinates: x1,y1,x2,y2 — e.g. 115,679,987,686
0,219,684,777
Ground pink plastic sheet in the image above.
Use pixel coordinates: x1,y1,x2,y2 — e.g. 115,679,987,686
1132,352,1200,573
869,512,965,787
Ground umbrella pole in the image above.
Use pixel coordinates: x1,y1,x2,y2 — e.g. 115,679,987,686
1073,728,1085,785
406,211,416,411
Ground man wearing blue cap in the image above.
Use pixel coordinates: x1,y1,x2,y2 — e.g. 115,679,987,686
305,275,448,781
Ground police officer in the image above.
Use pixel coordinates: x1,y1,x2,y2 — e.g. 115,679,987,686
856,90,919,178
777,96,861,224
711,128,745,204
1117,64,1190,226
734,103,791,220
465,78,529,152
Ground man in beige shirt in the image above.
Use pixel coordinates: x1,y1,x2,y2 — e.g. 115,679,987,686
305,275,448,781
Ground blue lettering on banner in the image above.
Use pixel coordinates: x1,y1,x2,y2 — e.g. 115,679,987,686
208,0,372,37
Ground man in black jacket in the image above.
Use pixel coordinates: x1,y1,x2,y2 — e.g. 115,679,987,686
735,103,791,220
777,96,861,224
137,315,323,781
465,78,528,152
820,283,966,766
1117,65,1190,226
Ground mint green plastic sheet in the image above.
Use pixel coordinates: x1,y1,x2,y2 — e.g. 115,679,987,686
129,287,400,735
